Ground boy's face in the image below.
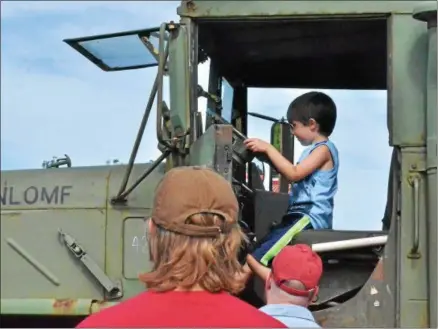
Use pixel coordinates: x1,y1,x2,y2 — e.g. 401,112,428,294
289,120,318,146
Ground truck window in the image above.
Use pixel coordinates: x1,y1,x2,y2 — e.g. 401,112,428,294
64,27,164,71
221,78,234,123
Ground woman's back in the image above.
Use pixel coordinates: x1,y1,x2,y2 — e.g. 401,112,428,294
76,291,286,328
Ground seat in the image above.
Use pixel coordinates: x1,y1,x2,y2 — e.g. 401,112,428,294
292,229,388,245
251,189,388,247
248,190,386,306
252,189,289,240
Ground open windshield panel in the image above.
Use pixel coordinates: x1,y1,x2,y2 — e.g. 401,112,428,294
63,27,167,71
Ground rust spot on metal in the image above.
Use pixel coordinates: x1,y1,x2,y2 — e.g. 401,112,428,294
185,0,196,12
53,298,77,315
420,303,430,328
371,258,384,281
317,314,357,327
315,315,328,327
90,300,116,314
2,211,22,217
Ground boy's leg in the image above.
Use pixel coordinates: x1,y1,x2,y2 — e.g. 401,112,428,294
246,254,270,283
236,225,291,285
235,262,253,285
246,215,312,282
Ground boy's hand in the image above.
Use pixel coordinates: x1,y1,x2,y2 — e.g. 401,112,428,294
244,138,272,153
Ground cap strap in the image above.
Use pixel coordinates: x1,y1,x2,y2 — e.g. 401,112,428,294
272,270,316,297
152,209,235,237
276,280,316,297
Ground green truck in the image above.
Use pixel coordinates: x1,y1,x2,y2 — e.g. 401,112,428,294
1,1,436,327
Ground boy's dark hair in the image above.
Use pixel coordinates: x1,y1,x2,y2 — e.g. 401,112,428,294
286,91,337,137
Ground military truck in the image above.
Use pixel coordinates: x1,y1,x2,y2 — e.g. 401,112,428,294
1,1,436,327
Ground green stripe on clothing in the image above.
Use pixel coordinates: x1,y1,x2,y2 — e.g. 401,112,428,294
260,215,311,266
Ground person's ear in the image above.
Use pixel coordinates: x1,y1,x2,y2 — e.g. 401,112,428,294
308,118,318,131
146,218,157,262
310,286,319,303
264,274,273,304
146,217,156,236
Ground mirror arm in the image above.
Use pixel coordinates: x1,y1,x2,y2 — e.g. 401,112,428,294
112,150,171,204
114,24,171,202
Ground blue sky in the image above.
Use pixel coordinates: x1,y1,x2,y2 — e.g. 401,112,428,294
1,1,392,230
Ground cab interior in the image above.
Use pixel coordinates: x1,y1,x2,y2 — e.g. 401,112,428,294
197,16,391,308
56,14,393,312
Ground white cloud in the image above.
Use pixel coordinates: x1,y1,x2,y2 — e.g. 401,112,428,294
1,1,392,231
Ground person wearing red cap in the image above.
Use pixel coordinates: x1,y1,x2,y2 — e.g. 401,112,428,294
259,244,323,328
76,166,286,328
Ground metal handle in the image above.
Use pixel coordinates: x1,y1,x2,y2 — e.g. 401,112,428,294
408,175,421,259
156,23,170,146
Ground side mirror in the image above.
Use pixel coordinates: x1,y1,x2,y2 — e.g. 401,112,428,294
248,158,266,191
269,122,294,193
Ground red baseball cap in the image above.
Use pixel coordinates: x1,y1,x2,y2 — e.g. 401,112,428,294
271,244,323,297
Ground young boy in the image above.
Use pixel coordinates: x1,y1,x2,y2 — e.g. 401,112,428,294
242,91,339,283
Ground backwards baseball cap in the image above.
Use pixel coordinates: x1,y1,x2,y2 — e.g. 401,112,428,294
271,244,323,297
151,166,239,237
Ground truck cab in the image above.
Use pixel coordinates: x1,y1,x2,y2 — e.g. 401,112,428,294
1,1,436,327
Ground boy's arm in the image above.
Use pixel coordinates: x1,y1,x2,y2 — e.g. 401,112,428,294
266,145,331,182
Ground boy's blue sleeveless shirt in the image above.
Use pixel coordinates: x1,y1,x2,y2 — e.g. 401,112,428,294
287,140,339,230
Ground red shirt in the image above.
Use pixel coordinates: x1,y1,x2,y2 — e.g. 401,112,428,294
76,290,286,328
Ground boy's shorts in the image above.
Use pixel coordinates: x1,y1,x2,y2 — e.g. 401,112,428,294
251,213,313,266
